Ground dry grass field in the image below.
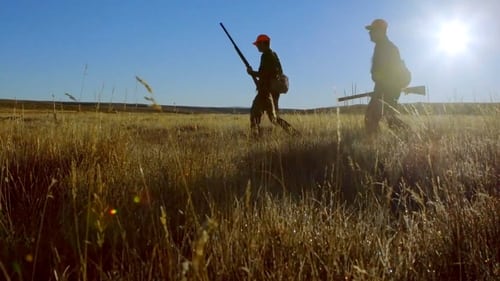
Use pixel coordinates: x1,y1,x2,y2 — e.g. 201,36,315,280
0,103,498,280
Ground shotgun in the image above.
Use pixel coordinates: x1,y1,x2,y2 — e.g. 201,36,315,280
337,85,426,102
219,22,259,87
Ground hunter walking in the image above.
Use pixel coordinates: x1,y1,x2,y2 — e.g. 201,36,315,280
364,19,410,135
247,34,297,137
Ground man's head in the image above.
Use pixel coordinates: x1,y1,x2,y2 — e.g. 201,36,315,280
253,34,270,52
365,19,388,43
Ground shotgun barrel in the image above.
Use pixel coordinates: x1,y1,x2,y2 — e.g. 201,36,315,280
337,85,426,102
220,23,258,87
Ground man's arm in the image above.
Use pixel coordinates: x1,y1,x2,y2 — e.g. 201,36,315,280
247,67,259,78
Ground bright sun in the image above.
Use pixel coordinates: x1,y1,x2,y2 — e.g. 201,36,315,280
437,20,470,55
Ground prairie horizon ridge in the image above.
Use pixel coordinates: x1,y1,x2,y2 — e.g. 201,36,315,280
0,98,498,115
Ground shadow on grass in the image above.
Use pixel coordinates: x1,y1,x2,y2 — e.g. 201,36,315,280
2,124,497,280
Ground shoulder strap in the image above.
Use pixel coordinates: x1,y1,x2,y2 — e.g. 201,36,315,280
272,52,283,75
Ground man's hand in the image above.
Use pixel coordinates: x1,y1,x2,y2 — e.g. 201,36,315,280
247,67,256,76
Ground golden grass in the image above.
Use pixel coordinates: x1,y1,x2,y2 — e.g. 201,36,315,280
0,107,498,280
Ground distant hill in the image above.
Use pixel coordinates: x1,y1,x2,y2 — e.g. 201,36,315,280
0,99,498,115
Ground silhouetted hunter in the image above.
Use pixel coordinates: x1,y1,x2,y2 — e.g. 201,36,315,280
247,34,297,137
365,19,411,135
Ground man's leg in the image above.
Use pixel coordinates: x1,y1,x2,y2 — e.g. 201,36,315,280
272,92,280,112
271,92,299,136
250,95,265,137
365,93,383,135
262,92,277,124
384,91,407,131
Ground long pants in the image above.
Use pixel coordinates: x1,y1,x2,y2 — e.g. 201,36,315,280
365,84,406,134
250,92,277,133
250,91,297,136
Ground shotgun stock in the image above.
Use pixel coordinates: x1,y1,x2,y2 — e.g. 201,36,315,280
337,85,426,102
220,23,258,87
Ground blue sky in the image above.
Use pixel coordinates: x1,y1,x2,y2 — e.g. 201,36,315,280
1,0,499,109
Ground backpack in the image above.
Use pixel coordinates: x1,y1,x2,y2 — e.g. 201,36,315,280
271,74,289,94
271,52,289,94
397,60,411,88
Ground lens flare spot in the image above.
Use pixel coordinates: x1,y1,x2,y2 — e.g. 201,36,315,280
25,254,33,262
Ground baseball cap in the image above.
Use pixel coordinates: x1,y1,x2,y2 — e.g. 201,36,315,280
253,34,270,45
365,19,388,31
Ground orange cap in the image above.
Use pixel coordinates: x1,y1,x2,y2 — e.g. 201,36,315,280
365,19,388,31
253,34,270,45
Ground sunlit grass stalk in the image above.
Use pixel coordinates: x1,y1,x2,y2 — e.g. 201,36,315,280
31,179,57,281
0,261,11,281
69,161,84,280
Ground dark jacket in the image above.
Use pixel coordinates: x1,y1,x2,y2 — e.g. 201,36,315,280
257,49,281,91
371,36,402,87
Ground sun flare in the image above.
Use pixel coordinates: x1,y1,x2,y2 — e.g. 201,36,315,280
437,20,470,55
